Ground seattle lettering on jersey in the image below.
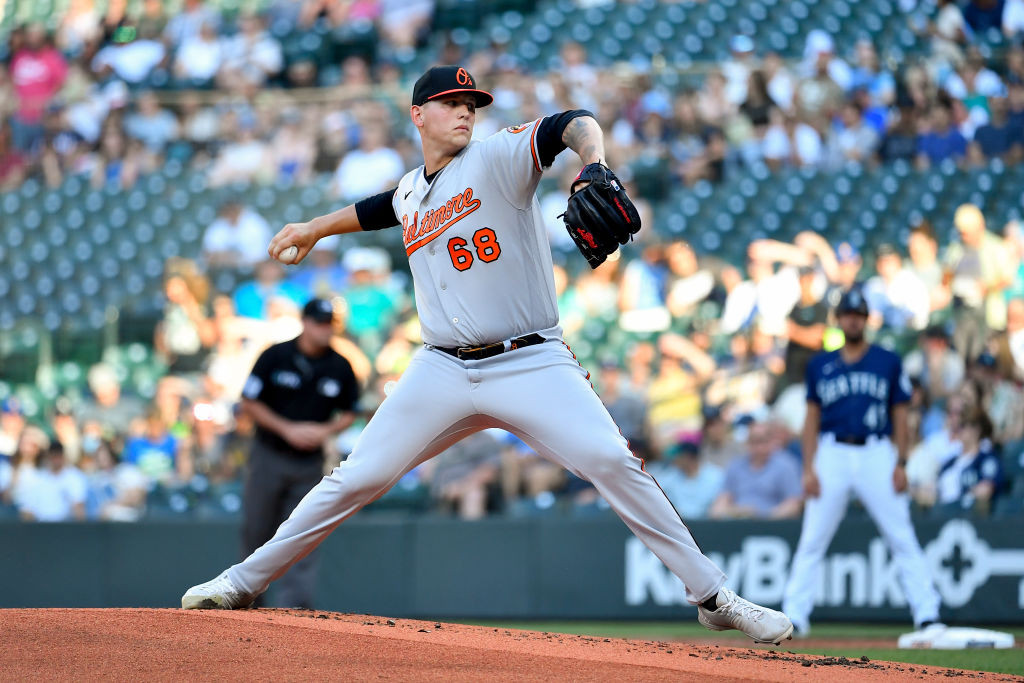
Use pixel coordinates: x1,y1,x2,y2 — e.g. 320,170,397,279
815,371,890,408
402,187,481,256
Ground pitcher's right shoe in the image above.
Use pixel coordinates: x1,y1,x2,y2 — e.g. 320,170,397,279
181,570,253,610
697,587,794,645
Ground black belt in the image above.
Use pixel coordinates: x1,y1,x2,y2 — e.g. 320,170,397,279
433,333,546,361
831,434,868,446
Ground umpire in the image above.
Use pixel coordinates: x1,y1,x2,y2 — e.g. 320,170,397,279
240,297,359,608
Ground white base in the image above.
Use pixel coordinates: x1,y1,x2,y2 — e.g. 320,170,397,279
898,626,1016,650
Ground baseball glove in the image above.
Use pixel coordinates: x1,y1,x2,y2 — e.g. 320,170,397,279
560,163,642,268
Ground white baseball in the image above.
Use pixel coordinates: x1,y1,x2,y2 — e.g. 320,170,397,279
279,245,299,264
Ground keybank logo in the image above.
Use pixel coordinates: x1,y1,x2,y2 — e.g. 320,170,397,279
625,519,1024,609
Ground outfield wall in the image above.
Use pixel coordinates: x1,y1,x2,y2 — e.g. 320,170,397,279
2,516,1021,623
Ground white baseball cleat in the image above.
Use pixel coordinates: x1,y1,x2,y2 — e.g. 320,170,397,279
181,570,253,610
697,587,794,645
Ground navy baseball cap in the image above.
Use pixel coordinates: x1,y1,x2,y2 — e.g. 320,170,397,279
835,286,869,316
302,298,335,323
412,66,493,108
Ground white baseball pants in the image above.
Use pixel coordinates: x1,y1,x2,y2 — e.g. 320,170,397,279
782,435,941,627
227,341,726,604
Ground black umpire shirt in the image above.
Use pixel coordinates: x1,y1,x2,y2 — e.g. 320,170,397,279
242,338,359,458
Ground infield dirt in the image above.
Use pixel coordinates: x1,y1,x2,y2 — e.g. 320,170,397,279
1,608,1020,681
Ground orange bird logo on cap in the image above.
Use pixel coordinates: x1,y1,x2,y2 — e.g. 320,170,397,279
456,68,472,85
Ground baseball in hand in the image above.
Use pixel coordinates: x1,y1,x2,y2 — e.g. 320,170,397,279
279,245,299,264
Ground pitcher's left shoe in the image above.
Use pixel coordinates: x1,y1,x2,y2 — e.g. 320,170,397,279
697,587,794,645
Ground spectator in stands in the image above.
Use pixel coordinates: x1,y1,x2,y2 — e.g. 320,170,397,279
379,0,435,52
0,398,25,460
124,90,178,154
971,353,1024,446
330,122,404,202
164,0,220,48
762,51,796,113
665,241,715,320
723,35,757,107
269,108,316,184
709,421,803,519
880,102,921,162
340,248,400,348
618,244,670,332
699,405,744,468
0,120,28,190
90,23,167,85
155,259,216,376
9,24,67,154
963,0,1005,33
15,442,87,522
780,267,828,393
50,397,82,465
218,13,283,89
76,363,147,439
207,114,272,186
4,425,48,508
904,326,966,403
84,437,148,521
795,40,845,124
929,0,969,67
201,200,274,268
233,259,305,320
721,244,799,336
424,430,501,520
122,408,191,484
936,408,1003,515
826,101,880,169
970,96,1023,164
174,20,225,88
598,361,648,446
944,203,1017,358
651,438,725,519
908,220,951,320
916,102,967,167
865,243,931,333
177,91,220,155
992,298,1024,382
761,109,823,170
288,236,347,301
91,118,149,190
1005,0,1024,37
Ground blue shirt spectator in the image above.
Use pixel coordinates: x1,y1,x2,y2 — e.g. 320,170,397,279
710,422,803,519
650,440,725,519
233,260,306,320
917,122,967,164
122,413,180,482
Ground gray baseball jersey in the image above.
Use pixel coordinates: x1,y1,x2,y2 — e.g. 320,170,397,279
393,119,560,347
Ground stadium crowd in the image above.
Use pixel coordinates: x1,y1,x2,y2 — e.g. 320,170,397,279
1,0,1023,522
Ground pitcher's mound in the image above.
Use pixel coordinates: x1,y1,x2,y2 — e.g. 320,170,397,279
0,608,1004,681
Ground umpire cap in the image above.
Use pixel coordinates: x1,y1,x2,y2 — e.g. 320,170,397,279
835,286,869,316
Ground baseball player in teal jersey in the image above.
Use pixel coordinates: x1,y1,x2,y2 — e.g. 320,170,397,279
182,65,793,645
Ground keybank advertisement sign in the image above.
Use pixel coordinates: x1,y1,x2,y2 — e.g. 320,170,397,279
625,519,1024,622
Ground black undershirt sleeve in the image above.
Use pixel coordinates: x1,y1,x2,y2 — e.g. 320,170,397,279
534,109,595,169
353,188,400,231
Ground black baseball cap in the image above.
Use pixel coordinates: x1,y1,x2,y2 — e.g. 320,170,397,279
835,285,869,316
412,65,493,108
302,298,335,323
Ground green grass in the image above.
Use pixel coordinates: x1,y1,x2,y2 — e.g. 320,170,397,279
463,621,1024,676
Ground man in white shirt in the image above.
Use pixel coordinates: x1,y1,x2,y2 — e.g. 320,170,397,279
202,201,274,267
865,243,930,332
330,123,405,203
17,443,87,522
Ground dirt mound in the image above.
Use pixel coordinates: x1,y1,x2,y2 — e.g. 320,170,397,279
0,608,1014,681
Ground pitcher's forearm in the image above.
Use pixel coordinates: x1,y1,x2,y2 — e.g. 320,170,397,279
310,204,365,238
562,116,606,166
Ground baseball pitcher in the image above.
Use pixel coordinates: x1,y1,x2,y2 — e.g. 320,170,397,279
182,65,792,645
